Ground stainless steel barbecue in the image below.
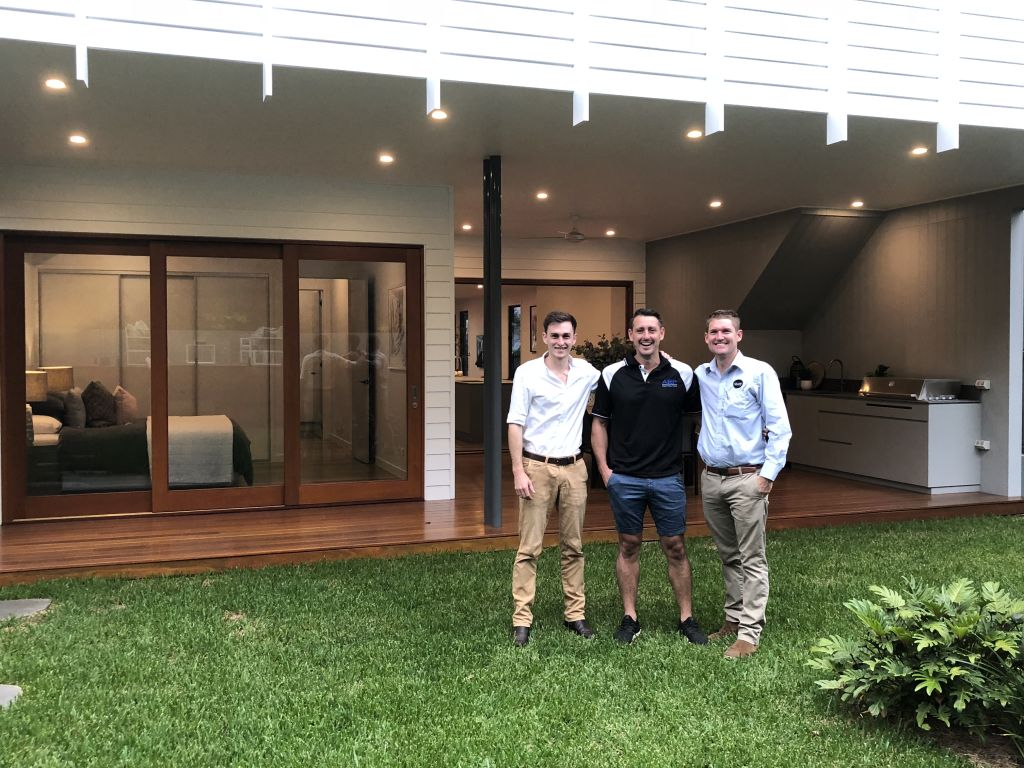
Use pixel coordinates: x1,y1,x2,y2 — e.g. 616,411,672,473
858,377,962,401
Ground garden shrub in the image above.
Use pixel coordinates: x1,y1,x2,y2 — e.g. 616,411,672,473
808,578,1024,755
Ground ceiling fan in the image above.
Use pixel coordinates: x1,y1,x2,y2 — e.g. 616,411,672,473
557,215,588,243
521,214,589,243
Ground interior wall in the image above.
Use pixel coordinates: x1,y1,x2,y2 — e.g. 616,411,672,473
454,284,628,379
0,164,455,505
802,187,1024,495
534,285,627,348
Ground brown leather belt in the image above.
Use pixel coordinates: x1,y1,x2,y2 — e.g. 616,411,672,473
523,450,583,466
706,465,762,477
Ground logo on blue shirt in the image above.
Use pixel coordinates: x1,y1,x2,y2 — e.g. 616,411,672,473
662,379,679,388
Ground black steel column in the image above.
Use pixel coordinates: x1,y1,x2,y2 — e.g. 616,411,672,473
483,155,503,528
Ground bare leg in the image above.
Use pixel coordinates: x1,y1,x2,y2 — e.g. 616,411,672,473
660,534,694,621
616,532,643,618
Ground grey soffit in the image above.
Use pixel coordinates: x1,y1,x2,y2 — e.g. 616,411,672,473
738,211,884,330
0,598,51,620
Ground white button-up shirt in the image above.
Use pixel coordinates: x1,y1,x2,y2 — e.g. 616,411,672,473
696,351,792,481
507,354,600,458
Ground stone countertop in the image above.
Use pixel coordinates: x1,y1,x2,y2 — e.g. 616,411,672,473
784,390,978,404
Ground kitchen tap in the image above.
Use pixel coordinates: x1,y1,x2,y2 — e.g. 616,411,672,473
827,358,845,392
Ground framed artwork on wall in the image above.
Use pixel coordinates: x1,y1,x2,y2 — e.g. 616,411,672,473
388,285,406,370
529,305,538,353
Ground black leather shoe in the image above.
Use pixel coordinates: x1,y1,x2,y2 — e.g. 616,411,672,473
563,619,596,639
512,626,531,647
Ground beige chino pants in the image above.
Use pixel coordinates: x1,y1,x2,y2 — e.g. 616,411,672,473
701,470,770,645
511,457,588,627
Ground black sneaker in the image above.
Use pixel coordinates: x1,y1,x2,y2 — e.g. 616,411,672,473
678,617,709,645
614,615,641,644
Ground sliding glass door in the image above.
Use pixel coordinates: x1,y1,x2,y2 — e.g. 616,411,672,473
3,236,423,522
154,246,285,511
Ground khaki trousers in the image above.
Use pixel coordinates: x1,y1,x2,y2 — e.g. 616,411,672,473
701,470,770,645
511,457,588,627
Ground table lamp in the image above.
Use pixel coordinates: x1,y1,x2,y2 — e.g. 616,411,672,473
25,370,48,402
39,365,73,392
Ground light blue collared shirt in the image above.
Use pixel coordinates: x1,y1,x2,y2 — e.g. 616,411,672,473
696,351,792,481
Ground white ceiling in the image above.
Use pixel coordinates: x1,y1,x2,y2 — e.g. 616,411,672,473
3,39,1024,243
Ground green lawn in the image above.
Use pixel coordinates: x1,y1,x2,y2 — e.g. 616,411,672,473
1,514,1022,767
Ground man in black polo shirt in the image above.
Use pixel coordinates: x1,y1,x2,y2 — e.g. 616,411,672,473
591,308,707,645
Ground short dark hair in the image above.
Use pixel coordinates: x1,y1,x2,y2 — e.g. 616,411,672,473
543,310,577,332
706,309,741,331
631,308,662,327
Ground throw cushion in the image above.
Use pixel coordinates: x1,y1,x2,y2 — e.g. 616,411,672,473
82,381,118,427
63,387,87,428
31,415,62,435
113,385,139,425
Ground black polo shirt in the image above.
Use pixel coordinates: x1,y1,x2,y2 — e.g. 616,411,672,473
592,354,699,478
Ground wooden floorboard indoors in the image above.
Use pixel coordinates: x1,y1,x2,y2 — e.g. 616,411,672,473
1,453,1021,584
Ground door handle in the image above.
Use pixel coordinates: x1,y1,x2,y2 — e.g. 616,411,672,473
360,378,370,385
411,384,419,409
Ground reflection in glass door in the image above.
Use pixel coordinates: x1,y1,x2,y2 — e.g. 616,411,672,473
299,289,325,439
297,265,394,483
166,255,283,491
293,248,421,505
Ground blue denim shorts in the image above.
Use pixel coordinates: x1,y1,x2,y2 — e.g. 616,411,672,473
606,472,687,537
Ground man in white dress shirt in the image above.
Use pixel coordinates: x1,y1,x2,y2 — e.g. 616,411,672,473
507,311,600,647
696,309,792,658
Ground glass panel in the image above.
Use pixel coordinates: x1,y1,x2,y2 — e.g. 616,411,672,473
299,259,407,483
24,253,151,495
166,256,283,489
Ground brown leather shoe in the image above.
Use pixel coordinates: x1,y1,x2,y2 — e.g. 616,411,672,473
724,638,758,659
708,621,740,641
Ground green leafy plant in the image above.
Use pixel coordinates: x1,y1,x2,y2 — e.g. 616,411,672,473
808,578,1024,755
574,333,633,369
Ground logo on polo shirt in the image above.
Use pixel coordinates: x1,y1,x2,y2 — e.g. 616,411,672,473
662,379,679,388
733,379,744,388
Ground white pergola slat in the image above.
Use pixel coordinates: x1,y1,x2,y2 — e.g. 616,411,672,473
1,0,1023,136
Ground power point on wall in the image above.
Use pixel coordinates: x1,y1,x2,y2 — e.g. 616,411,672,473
975,379,991,390
974,439,991,450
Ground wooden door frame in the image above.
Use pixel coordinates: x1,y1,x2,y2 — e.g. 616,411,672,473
289,243,424,506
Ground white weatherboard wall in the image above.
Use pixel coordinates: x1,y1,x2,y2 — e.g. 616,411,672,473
0,165,456,510
455,236,645,306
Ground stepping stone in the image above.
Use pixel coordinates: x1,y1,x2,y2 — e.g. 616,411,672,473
0,685,22,709
0,599,51,620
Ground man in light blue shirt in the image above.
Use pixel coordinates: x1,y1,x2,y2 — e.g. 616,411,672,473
696,309,791,659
